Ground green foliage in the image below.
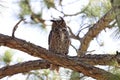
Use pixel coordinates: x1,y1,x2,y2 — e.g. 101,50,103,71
44,0,55,9
25,69,61,80
19,0,32,17
111,0,120,28
42,69,50,76
2,50,13,65
110,67,120,80
101,0,111,13
70,71,80,80
110,59,119,66
82,0,111,18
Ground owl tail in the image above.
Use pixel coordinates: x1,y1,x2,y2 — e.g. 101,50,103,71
50,64,59,72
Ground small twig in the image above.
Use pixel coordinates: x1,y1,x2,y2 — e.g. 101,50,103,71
77,50,95,56
67,26,74,36
107,20,116,28
53,6,82,17
67,26,81,41
86,50,95,54
70,44,78,53
77,24,92,37
12,18,25,38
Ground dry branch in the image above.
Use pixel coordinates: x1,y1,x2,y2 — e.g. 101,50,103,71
78,9,115,56
0,33,119,80
12,19,25,38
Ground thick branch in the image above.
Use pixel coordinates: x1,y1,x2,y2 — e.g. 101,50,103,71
1,53,120,78
78,9,115,56
70,54,119,66
0,34,119,80
0,60,50,78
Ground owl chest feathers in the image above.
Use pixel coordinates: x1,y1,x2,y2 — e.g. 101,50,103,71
51,27,67,42
49,27,70,54
59,29,65,42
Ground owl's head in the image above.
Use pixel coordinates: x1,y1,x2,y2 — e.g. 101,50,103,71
51,17,66,28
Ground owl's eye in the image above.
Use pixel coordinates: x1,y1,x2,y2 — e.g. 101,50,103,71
54,27,59,31
52,26,59,31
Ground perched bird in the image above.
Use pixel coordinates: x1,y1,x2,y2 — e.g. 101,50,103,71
48,17,70,71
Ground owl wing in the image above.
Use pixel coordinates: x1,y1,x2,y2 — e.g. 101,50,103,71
48,30,52,45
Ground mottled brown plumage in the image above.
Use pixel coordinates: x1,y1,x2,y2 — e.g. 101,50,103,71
48,17,70,71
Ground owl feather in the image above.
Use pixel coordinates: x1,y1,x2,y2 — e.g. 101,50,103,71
48,17,70,71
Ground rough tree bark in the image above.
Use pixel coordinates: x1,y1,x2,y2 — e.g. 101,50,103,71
0,33,119,80
1,53,120,79
0,8,119,80
0,60,50,78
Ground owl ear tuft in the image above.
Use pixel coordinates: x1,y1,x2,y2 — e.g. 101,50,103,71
59,16,64,21
50,20,56,22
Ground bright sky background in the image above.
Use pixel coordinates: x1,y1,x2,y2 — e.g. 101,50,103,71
0,0,120,80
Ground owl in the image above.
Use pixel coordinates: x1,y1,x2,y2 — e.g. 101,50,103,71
48,17,70,71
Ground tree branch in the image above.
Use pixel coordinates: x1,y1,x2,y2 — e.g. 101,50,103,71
12,18,25,38
0,60,50,78
70,54,120,66
78,9,115,56
0,33,119,80
1,53,120,78
67,26,81,41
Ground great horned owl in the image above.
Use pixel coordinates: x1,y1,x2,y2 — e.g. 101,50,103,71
48,17,70,71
